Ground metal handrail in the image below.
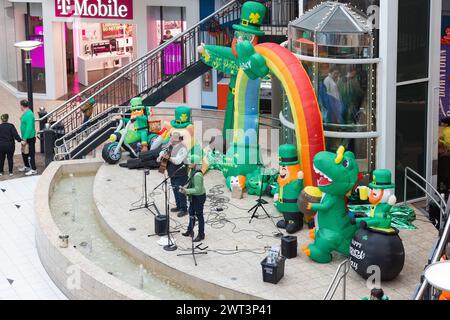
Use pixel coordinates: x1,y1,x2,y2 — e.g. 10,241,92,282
38,0,240,124
402,167,450,300
403,167,447,217
414,197,450,300
323,259,350,300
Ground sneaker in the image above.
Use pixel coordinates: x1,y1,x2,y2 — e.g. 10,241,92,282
177,210,188,218
170,207,180,213
0,173,3,176
9,173,13,177
25,170,37,176
18,167,30,172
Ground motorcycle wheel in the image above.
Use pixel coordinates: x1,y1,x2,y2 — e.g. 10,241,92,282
102,142,122,164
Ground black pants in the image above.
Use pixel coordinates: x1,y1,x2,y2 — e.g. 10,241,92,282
171,175,188,211
0,144,14,174
187,194,207,236
22,137,36,170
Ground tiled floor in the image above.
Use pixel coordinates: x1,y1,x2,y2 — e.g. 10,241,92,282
0,176,66,300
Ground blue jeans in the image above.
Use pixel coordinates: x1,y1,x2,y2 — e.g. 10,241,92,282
171,175,188,211
187,194,206,236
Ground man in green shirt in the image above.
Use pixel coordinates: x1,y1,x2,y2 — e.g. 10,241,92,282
180,154,206,242
19,100,37,175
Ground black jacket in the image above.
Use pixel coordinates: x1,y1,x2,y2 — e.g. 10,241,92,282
0,123,22,147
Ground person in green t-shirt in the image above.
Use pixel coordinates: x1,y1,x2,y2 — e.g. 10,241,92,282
19,100,37,175
180,154,206,242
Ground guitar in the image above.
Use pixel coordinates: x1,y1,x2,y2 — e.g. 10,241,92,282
158,144,173,174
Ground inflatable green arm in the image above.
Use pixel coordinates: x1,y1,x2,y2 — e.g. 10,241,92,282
310,196,333,212
201,45,239,75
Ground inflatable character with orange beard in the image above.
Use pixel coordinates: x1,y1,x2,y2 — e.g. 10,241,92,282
197,1,267,145
273,144,304,234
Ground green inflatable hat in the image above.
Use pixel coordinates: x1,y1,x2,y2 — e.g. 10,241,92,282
171,106,192,129
232,1,266,37
130,97,143,109
279,144,299,166
369,169,395,189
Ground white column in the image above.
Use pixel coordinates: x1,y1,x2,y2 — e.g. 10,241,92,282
376,0,398,174
427,0,443,188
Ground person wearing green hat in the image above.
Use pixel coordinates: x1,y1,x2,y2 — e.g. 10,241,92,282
180,153,207,242
81,97,96,124
272,144,305,234
352,169,397,232
197,1,267,146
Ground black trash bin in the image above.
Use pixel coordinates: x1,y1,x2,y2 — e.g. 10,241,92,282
281,236,297,259
261,256,286,284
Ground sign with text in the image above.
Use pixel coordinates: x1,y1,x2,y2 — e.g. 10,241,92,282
55,0,133,20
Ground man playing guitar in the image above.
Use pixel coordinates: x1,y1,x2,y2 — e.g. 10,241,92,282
157,132,188,217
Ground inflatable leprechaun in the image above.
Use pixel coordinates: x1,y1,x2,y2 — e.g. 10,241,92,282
273,144,304,234
198,1,267,144
123,97,153,152
353,169,397,232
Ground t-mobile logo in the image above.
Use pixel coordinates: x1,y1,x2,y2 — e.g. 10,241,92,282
57,0,72,15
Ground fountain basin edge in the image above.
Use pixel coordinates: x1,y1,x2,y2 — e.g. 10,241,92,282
34,159,156,300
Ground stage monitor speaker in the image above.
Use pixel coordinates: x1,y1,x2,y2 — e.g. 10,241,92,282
155,215,168,236
281,235,297,259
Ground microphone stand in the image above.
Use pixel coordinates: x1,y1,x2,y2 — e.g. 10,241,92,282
151,164,187,252
249,171,270,224
177,215,208,266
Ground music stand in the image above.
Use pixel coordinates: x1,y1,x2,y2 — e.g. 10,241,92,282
177,215,208,266
249,169,271,224
130,169,160,216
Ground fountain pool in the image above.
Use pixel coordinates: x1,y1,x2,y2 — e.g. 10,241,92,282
49,173,200,300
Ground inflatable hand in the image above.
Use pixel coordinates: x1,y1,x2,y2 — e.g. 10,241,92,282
388,195,397,206
236,40,268,80
274,194,279,202
298,171,304,180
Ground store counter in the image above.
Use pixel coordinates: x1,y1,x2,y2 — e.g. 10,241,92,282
78,52,132,86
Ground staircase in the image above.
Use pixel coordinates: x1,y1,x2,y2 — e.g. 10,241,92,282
38,0,299,162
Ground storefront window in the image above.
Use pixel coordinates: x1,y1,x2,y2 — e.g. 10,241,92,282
397,0,430,83
395,83,428,201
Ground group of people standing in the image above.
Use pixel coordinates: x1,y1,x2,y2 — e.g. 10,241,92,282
0,100,37,177
321,67,364,125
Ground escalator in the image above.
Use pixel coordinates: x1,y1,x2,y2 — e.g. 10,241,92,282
38,0,299,162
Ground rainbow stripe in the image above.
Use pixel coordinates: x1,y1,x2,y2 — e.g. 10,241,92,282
233,43,325,186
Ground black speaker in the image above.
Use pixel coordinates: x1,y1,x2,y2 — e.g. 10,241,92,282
281,235,297,259
155,215,168,236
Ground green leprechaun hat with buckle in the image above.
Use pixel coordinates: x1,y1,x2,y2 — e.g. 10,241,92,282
171,106,192,129
233,1,267,37
279,144,299,166
369,169,395,189
130,97,144,111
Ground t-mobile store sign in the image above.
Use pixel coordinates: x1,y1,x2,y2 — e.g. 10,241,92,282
55,0,133,20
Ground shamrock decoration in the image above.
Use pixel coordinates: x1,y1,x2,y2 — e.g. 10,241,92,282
249,12,261,24
180,113,189,122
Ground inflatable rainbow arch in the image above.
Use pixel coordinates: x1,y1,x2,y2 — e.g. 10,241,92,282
233,43,325,186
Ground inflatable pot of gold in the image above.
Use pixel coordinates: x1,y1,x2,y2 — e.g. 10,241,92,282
298,186,322,223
